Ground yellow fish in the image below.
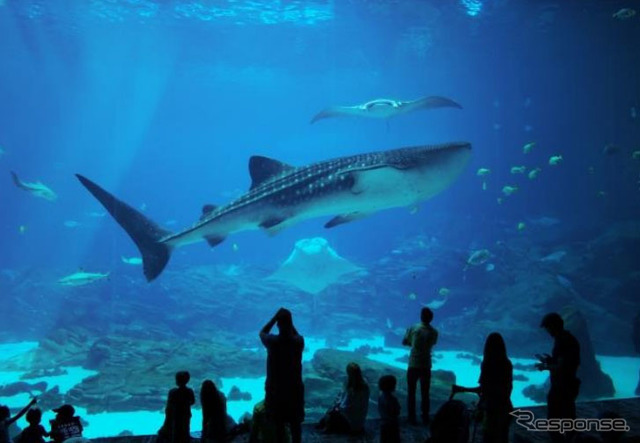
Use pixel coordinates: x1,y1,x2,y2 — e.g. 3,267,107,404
510,166,526,174
517,222,526,231
502,185,518,196
476,168,491,177
632,151,640,160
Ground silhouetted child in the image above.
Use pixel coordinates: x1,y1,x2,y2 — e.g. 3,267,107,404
1,398,37,443
378,375,401,443
16,408,49,443
159,371,195,443
49,404,83,443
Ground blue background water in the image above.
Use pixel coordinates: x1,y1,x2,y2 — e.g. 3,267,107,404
1,0,640,437
0,0,639,349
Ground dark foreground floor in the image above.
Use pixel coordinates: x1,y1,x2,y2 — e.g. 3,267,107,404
91,398,640,443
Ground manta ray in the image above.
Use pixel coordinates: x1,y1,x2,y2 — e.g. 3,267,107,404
11,171,57,201
268,237,363,294
310,95,462,124
76,142,471,281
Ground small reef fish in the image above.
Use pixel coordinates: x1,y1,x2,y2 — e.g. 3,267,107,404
502,185,518,196
549,155,563,166
523,142,535,154
517,222,526,231
528,168,541,180
632,151,640,160
438,287,450,297
0,146,5,158
63,220,81,228
510,166,526,174
540,250,567,263
10,171,57,201
485,263,495,272
86,211,106,218
602,144,619,156
18,225,27,234
58,271,110,286
476,168,491,177
408,292,417,301
467,249,491,267
232,243,239,252
613,8,636,19
310,96,462,124
121,256,143,266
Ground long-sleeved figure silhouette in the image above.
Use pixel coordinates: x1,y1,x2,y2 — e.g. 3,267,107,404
536,313,581,442
260,308,304,443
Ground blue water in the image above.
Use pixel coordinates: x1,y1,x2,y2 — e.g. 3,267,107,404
1,0,639,436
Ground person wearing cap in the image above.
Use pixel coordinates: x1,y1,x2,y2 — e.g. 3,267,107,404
535,312,581,442
49,404,83,443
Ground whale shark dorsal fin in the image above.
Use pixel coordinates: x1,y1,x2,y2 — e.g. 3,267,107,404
249,156,294,190
201,204,217,219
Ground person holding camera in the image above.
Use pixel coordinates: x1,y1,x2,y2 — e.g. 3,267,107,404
451,332,513,443
260,308,305,443
536,312,580,442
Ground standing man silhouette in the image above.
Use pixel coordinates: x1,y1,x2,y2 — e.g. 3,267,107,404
402,307,438,425
260,308,305,443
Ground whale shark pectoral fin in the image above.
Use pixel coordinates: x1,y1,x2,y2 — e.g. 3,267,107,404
324,212,370,228
204,235,226,248
260,216,290,236
249,156,295,189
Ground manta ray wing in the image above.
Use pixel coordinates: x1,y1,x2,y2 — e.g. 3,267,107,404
310,106,366,124
401,96,463,113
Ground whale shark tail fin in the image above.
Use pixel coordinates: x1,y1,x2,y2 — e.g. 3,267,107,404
75,174,172,281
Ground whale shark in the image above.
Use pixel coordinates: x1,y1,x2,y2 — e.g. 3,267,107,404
76,142,471,281
310,96,462,124
11,171,58,201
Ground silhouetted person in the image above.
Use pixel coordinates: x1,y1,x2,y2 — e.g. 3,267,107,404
633,311,640,396
249,400,289,443
159,371,195,443
402,307,438,425
451,332,513,443
49,404,83,443
378,375,401,443
0,398,37,443
260,308,304,443
200,379,228,442
536,313,581,442
316,362,369,435
16,408,49,443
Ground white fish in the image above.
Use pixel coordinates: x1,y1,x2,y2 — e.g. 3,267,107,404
58,271,109,286
121,256,143,266
540,250,567,263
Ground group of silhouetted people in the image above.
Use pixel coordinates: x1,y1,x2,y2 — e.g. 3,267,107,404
1,399,85,443
155,307,587,443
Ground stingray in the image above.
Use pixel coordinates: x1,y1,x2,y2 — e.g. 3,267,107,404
310,95,462,124
268,237,364,294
